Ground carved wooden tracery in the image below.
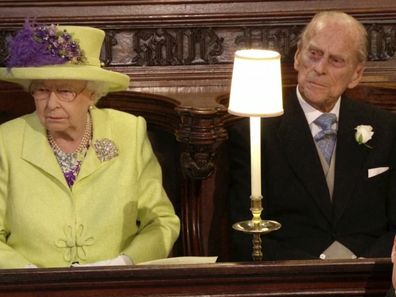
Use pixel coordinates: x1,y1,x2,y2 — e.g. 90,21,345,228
367,24,396,60
0,32,9,65
131,28,224,66
97,24,396,68
2,24,396,67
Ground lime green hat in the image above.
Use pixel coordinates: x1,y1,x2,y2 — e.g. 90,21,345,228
0,20,129,92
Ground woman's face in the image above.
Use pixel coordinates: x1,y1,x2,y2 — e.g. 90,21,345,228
30,80,94,134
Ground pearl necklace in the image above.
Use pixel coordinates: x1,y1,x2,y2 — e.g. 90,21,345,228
48,115,92,188
48,115,92,154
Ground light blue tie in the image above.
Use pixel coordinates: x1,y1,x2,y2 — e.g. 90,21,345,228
314,113,337,164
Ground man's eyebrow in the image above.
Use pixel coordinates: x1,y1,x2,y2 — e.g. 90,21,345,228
307,44,322,52
307,44,346,60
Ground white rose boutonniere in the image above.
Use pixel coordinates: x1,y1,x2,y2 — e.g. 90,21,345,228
355,125,373,148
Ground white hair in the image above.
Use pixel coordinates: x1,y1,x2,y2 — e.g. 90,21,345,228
298,11,368,63
86,81,109,104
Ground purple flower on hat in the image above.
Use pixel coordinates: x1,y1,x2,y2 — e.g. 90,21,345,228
6,19,86,68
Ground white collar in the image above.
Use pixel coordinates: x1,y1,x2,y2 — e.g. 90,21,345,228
296,86,341,125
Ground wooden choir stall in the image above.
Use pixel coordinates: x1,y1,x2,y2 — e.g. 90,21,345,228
0,0,396,296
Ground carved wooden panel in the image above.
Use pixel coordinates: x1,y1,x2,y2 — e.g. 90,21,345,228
101,24,396,66
2,23,396,79
1,1,396,92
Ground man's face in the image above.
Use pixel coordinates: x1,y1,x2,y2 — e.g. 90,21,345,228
294,22,365,112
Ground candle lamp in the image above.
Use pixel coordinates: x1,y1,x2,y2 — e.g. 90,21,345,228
228,49,283,261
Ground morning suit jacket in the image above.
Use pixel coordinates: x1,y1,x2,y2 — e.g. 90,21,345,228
386,288,395,297
229,92,396,261
0,108,180,268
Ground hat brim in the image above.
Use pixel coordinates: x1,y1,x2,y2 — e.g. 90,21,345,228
0,64,130,92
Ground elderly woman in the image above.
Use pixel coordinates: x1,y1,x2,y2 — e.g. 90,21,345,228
0,21,180,268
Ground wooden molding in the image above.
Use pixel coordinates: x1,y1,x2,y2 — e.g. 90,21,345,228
0,258,391,296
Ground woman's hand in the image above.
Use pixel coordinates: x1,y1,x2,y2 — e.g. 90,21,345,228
71,255,133,267
24,263,38,268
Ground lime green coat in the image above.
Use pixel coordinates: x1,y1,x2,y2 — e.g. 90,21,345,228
0,108,180,268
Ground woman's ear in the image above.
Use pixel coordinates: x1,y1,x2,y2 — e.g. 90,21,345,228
88,90,96,104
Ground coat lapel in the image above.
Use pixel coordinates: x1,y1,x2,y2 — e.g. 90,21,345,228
21,113,68,189
21,109,118,190
76,108,116,182
332,98,370,223
277,95,333,222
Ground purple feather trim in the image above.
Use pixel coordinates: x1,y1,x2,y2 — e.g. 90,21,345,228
6,19,86,68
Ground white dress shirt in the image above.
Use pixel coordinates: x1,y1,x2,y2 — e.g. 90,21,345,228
296,86,340,137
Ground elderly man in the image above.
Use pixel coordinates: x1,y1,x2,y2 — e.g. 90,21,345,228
229,11,396,261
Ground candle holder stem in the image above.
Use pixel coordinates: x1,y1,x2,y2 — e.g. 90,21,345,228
233,195,281,261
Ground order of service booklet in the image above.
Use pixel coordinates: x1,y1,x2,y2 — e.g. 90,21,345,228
137,256,218,265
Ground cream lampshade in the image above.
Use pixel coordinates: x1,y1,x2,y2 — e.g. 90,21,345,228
228,49,284,117
228,49,283,261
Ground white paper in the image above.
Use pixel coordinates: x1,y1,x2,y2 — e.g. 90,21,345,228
320,241,356,260
137,256,218,265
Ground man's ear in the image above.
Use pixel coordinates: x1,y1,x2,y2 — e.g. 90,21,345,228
347,63,365,89
294,47,302,72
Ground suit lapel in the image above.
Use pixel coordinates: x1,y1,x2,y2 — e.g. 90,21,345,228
277,94,333,222
21,113,68,189
332,98,370,223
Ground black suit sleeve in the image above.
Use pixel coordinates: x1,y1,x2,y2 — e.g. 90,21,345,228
385,288,395,297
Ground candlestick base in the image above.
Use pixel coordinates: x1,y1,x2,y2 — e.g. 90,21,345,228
233,219,281,261
233,219,281,234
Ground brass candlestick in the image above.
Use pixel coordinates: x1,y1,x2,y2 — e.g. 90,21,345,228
233,195,281,261
227,49,284,262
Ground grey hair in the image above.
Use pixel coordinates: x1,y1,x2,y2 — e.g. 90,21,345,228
298,11,368,63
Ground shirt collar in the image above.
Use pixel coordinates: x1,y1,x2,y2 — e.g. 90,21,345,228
296,86,341,125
